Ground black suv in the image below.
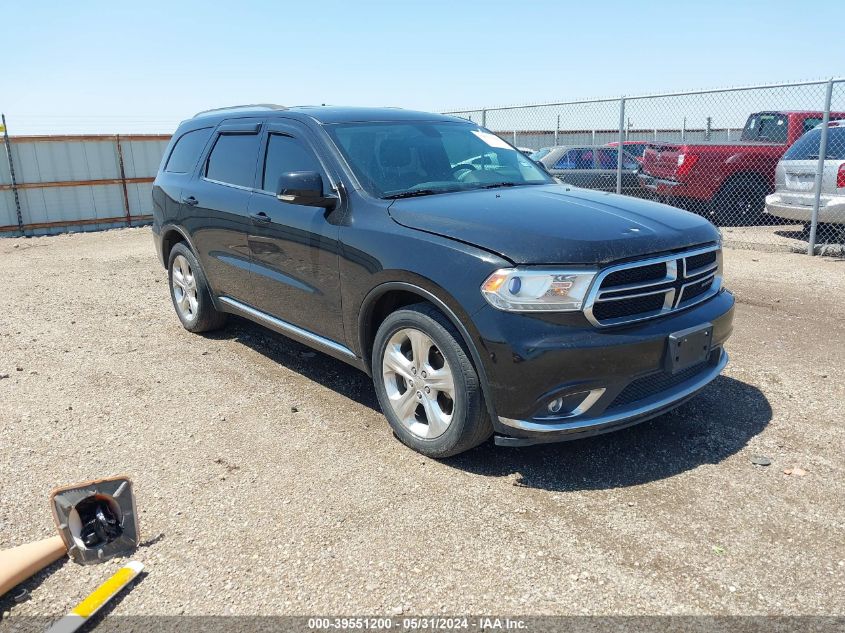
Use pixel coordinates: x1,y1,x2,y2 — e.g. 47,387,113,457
152,105,734,458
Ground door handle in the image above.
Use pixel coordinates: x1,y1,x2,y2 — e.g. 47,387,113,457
250,211,271,223
181,196,199,207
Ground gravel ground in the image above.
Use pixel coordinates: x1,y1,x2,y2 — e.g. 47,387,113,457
0,227,843,618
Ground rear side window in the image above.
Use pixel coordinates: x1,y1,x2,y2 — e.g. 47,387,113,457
741,113,788,143
262,134,323,192
164,128,212,174
784,127,845,161
205,133,261,188
624,143,646,158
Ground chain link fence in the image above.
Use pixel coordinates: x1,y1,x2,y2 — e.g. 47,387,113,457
445,78,845,255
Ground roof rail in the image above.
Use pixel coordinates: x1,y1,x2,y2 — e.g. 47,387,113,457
193,104,287,118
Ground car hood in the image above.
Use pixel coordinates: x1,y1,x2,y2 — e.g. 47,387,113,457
387,184,720,265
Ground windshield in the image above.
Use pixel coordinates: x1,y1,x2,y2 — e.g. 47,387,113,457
740,112,788,143
326,121,552,198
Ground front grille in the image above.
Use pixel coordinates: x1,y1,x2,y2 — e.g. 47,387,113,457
603,262,667,287
685,250,717,272
680,277,713,303
608,349,721,410
592,293,665,320
586,245,721,327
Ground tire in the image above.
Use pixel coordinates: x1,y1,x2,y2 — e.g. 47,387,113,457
372,303,492,458
167,242,227,333
712,176,768,226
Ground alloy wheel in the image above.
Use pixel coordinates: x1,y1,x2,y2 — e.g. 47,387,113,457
381,327,456,439
171,254,199,321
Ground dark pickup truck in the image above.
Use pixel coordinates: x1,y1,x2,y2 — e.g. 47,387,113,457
638,111,845,223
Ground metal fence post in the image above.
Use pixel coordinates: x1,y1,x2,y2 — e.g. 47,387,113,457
808,78,834,255
554,115,559,146
807,77,833,255
1,114,25,235
616,97,625,194
481,109,487,128
115,134,132,227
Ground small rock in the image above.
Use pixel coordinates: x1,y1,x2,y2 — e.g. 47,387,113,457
750,455,771,466
784,467,807,477
389,605,404,616
290,406,299,413
729,585,737,593
29,370,38,375
15,366,23,372
0,373,9,379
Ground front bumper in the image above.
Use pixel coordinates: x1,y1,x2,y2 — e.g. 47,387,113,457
765,192,845,224
495,349,727,446
471,290,735,446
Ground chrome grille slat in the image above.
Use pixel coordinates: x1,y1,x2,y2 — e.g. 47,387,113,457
584,245,722,327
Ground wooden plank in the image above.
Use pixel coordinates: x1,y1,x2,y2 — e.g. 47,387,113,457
0,177,154,191
0,214,153,233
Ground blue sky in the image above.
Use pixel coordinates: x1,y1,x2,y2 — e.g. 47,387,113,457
2,0,843,133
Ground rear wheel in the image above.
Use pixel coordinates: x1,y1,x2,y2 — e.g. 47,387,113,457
712,176,768,226
168,242,227,333
372,303,492,458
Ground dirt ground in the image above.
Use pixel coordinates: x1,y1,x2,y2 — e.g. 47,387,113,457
0,227,843,617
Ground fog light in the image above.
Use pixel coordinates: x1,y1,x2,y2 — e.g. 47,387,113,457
548,397,564,414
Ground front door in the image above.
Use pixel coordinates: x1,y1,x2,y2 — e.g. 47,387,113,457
245,121,345,344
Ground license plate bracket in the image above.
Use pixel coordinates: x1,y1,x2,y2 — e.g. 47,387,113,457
665,323,713,374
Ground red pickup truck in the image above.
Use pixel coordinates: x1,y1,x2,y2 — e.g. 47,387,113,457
638,111,845,223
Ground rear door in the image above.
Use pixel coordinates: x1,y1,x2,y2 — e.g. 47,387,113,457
244,120,345,343
181,119,263,301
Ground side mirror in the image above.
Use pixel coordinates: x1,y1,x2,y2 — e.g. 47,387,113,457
276,171,337,209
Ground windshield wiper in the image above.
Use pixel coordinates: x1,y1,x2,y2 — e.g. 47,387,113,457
478,182,520,189
383,189,443,200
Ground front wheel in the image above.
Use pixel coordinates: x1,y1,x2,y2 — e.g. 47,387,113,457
372,304,492,458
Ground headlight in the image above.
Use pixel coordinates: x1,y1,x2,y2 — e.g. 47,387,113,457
481,268,596,312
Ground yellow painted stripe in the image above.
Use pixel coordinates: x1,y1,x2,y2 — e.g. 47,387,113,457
71,565,138,618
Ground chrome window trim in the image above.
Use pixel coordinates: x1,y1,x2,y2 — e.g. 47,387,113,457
201,177,255,192
584,244,722,327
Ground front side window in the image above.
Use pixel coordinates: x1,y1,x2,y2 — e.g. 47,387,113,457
165,128,212,174
262,134,325,192
205,133,261,188
326,121,551,198
802,118,823,135
554,149,594,170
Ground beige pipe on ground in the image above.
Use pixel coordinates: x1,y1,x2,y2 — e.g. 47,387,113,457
0,535,66,597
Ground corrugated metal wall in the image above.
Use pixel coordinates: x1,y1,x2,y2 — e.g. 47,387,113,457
1,134,170,237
